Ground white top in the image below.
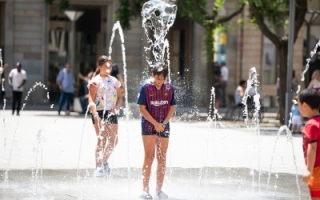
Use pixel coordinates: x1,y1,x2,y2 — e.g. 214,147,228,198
9,68,27,92
234,85,243,105
89,75,121,111
220,66,228,81
313,79,320,89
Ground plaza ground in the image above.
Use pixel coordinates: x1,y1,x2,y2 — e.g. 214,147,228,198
0,110,310,199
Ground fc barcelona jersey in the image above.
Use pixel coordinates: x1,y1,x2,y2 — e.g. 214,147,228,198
136,82,176,133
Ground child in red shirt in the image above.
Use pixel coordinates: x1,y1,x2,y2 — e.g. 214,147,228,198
298,89,320,199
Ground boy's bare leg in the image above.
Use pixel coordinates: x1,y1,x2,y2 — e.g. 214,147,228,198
142,135,156,192
156,137,169,194
103,124,118,163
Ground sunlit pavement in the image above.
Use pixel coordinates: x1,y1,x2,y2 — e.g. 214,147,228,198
0,110,310,199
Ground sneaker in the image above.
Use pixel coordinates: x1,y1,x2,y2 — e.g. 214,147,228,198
155,191,168,199
103,162,111,174
140,191,152,199
94,167,103,177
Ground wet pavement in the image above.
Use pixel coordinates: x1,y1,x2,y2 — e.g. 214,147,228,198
0,110,310,199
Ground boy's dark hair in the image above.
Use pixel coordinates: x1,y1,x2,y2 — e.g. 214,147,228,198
239,80,246,86
152,63,168,78
298,89,320,110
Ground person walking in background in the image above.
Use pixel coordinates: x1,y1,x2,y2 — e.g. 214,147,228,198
298,89,320,199
308,69,320,93
291,96,302,134
87,55,123,177
78,66,94,114
220,62,228,107
0,63,8,105
56,63,75,115
8,62,27,116
136,63,176,199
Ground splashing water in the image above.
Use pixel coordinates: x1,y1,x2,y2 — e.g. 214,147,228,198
141,0,177,68
301,39,320,85
267,126,301,199
31,129,45,195
5,82,50,185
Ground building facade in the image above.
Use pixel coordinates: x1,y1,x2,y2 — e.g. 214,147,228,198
0,0,311,112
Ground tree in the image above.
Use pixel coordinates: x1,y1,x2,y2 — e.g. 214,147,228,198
248,0,307,124
116,0,244,104
118,0,244,63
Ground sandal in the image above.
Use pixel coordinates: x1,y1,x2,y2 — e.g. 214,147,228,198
140,191,153,199
155,191,168,199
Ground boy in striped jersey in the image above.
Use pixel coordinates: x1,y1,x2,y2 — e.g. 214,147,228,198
137,63,176,199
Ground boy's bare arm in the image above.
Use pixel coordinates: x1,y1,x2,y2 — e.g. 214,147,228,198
163,106,175,123
115,88,123,110
303,142,317,183
307,142,317,172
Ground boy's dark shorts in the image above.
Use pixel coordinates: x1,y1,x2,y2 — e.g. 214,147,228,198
142,130,170,138
91,110,118,124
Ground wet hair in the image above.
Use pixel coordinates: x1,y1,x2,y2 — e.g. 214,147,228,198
94,55,111,77
239,80,246,86
298,89,320,110
111,63,119,77
152,63,168,78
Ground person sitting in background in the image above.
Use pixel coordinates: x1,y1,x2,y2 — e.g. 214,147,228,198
234,80,247,107
247,82,264,120
0,63,8,105
308,69,320,93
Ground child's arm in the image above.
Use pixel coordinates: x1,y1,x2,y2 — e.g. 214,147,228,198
115,87,123,110
303,142,317,183
163,105,175,123
139,105,165,133
308,80,314,89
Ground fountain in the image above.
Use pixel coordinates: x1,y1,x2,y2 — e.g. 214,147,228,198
0,2,313,200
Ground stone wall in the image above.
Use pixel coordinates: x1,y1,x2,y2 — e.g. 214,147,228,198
4,0,48,104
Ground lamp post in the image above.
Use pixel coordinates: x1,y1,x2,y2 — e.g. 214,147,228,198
64,10,84,72
285,0,295,126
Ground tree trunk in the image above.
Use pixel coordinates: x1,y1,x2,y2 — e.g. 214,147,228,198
278,40,288,125
205,26,214,106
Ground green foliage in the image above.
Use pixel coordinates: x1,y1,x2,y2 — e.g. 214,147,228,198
115,0,144,30
177,0,207,24
250,0,290,28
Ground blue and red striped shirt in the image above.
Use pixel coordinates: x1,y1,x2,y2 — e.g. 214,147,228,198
136,82,176,134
